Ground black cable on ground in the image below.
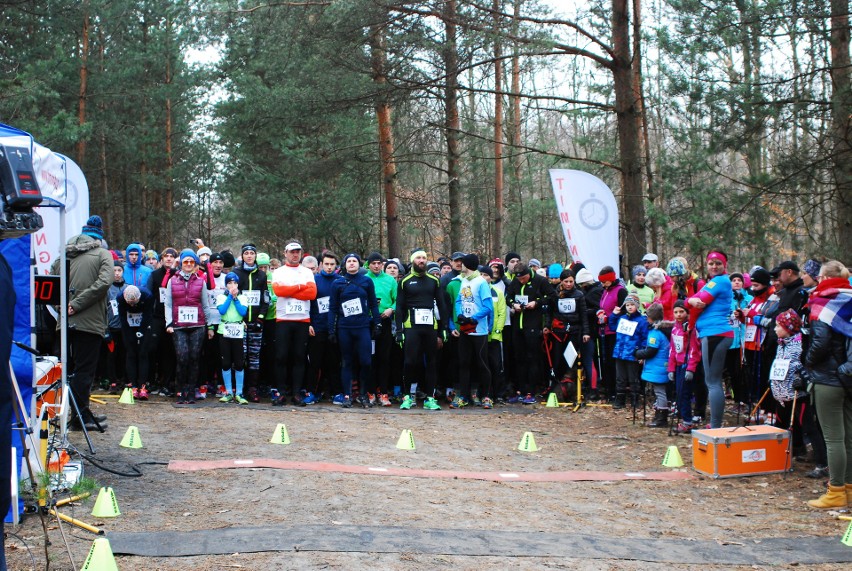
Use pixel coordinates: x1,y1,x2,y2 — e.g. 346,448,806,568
76,452,169,477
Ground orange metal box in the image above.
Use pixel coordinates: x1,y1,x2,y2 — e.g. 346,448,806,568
692,425,791,479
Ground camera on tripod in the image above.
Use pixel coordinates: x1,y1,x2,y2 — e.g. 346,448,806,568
0,143,44,238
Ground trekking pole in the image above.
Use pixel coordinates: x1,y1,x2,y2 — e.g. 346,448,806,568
784,391,798,475
749,387,771,424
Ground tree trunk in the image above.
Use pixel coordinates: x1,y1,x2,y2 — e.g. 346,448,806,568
612,0,646,269
76,3,89,167
493,0,504,257
830,0,852,251
165,16,175,246
369,21,400,258
633,0,654,254
508,0,523,251
444,0,462,253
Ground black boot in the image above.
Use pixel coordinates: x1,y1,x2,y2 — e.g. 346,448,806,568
612,393,626,409
649,409,669,428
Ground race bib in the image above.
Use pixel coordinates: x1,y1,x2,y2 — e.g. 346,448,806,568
209,289,223,307
244,290,261,306
672,334,684,354
341,298,363,317
109,299,118,316
557,298,576,313
616,319,638,336
285,298,306,314
222,322,244,339
461,300,475,317
515,295,529,305
414,308,434,325
126,312,142,327
769,359,790,381
745,325,758,343
317,296,330,314
159,287,167,303
177,306,198,323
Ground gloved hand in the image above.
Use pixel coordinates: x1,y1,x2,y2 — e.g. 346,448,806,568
372,322,382,340
684,371,694,382
667,372,674,382
394,330,404,344
328,331,337,345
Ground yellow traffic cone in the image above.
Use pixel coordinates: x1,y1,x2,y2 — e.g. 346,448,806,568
518,431,539,452
119,425,143,449
545,392,559,407
396,429,416,450
91,487,121,517
270,423,291,445
662,445,684,468
842,520,852,547
81,537,119,571
118,387,135,404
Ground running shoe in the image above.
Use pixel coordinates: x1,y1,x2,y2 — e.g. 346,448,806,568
132,386,140,399
216,385,227,398
423,397,441,410
136,385,149,400
674,422,693,434
522,393,537,405
235,394,249,405
507,392,522,403
302,392,318,405
269,388,281,401
220,394,234,403
449,396,468,409
367,392,377,406
471,392,481,407
399,395,414,410
481,397,493,409
341,396,352,408
378,393,392,407
332,394,346,405
271,396,285,406
109,383,119,395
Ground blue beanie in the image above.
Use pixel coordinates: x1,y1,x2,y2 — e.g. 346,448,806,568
548,263,563,279
343,252,362,265
632,265,646,278
179,248,200,265
82,215,104,239
225,271,240,284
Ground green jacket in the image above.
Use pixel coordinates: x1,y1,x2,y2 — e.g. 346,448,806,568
52,234,113,336
489,285,507,342
265,272,277,320
368,270,397,314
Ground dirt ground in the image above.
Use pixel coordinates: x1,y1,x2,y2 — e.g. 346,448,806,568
4,392,851,571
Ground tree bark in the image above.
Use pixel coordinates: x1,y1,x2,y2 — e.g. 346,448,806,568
509,0,523,252
76,3,89,167
444,0,462,254
164,16,175,246
612,0,646,269
493,0,504,256
369,20,400,258
830,0,852,251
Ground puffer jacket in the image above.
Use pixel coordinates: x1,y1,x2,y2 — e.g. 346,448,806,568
804,319,847,387
609,310,649,361
53,234,113,336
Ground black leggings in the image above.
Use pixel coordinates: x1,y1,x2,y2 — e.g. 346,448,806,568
403,327,439,397
457,334,490,399
274,321,311,395
219,336,245,371
172,326,205,397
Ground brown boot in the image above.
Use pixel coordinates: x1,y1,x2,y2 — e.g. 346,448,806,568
807,485,848,509
847,484,852,506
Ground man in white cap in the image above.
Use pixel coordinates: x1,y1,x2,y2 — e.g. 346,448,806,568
642,253,659,270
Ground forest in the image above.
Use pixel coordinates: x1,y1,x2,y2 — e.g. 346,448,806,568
1,0,849,269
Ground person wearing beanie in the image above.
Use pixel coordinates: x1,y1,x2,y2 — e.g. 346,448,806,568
329,251,381,408
528,258,542,272
608,290,649,409
230,243,269,402
144,249,159,269
597,265,628,402
687,250,734,429
547,263,563,286
395,250,450,410
82,215,104,240
627,265,654,312
124,242,152,288
724,272,753,406
667,298,702,433
635,303,672,427
306,251,342,403
164,245,215,404
479,265,506,409
572,268,604,398
767,307,807,468
667,257,700,300
505,262,555,403
448,251,494,409
366,251,398,394
143,247,179,396
116,283,154,399
216,272,249,404
384,259,402,280
271,241,317,406
105,260,128,393
504,252,521,277
253,253,278,398
545,269,589,399
426,261,440,276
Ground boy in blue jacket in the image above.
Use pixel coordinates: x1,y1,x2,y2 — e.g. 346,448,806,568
609,294,649,409
636,303,672,427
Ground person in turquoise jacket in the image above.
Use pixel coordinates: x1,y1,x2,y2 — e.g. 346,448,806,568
636,303,672,427
609,293,649,409
217,272,249,404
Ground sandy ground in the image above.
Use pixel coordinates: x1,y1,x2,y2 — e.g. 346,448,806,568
4,392,851,571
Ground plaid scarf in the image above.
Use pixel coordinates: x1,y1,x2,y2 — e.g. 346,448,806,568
808,277,852,337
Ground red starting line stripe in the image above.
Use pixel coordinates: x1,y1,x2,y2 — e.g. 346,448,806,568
168,459,693,482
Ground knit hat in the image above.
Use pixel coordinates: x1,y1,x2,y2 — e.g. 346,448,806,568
775,309,802,334
209,252,223,263
645,267,666,287
451,251,466,261
426,261,440,274
803,259,822,281
221,250,236,267
631,265,646,278
575,268,595,284
225,272,240,284
82,215,104,239
440,260,452,269
179,248,199,265
478,265,493,278
410,249,427,263
161,247,178,258
750,268,771,286
529,258,542,269
462,253,480,271
666,257,687,277
241,243,257,254
504,251,520,266
623,293,641,307
384,259,402,273
548,263,564,279
570,262,586,274
367,251,384,264
113,260,123,268
257,252,271,266
646,303,664,322
673,299,687,312
123,285,141,303
730,272,744,283
197,247,212,258
145,249,159,262
343,252,362,265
